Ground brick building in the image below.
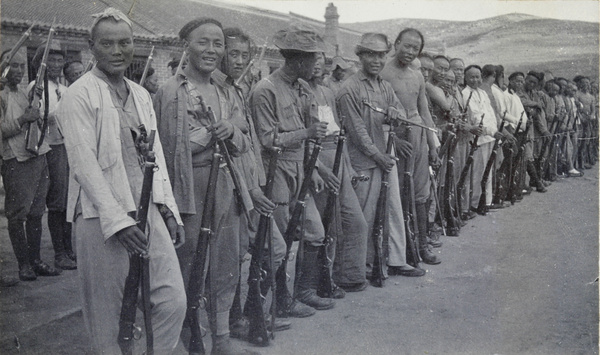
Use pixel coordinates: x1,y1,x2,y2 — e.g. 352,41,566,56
1,0,362,87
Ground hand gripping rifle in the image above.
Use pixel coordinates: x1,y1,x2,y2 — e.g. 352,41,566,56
1,23,35,79
361,100,420,269
246,127,281,346
317,123,346,296
456,114,485,214
362,100,437,133
117,126,157,355
25,20,56,155
185,133,222,355
476,113,507,215
205,106,252,226
138,46,155,86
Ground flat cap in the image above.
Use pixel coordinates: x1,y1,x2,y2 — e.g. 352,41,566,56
355,33,390,55
332,56,351,70
273,22,326,52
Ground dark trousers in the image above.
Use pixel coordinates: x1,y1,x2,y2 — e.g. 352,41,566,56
1,155,49,265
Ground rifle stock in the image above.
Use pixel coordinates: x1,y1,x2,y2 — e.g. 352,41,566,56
370,131,395,287
456,114,485,214
477,116,506,215
317,126,346,297
246,129,281,346
117,128,156,355
185,142,222,355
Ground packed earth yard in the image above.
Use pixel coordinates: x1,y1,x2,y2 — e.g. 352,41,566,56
0,167,597,355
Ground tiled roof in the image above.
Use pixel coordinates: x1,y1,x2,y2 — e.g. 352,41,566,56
1,0,362,59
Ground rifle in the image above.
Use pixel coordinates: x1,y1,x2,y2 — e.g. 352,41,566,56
175,50,187,75
84,57,97,73
507,112,526,204
234,43,267,87
476,114,507,215
246,127,281,346
369,131,396,287
456,114,485,214
138,46,155,86
117,127,157,355
442,131,461,236
25,20,56,155
205,106,252,226
317,125,346,297
537,113,560,178
362,100,437,133
400,125,421,268
428,166,446,236
185,134,222,355
277,136,322,313
1,23,35,79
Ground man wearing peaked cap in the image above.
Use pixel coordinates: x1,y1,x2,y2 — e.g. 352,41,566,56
337,32,425,279
323,56,351,95
250,22,336,318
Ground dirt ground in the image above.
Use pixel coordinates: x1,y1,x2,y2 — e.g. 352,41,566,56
0,167,598,355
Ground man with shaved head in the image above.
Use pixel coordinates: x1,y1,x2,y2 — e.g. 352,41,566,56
55,8,186,353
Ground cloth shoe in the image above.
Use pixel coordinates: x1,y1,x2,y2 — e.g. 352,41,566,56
32,259,61,276
387,265,426,277
419,245,441,265
338,281,369,292
0,275,19,287
211,335,261,355
55,253,77,270
18,264,37,281
330,283,346,299
66,250,77,262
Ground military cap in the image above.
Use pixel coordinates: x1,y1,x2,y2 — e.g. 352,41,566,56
32,39,63,67
355,33,391,55
527,70,544,82
332,56,351,70
273,22,326,52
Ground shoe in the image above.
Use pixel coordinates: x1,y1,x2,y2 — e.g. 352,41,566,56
297,290,335,310
211,335,261,355
461,211,477,220
32,260,62,276
229,318,249,340
543,180,552,187
266,316,291,332
19,264,37,281
281,299,316,318
489,203,505,210
331,284,346,299
1,275,19,287
522,187,532,195
428,237,443,248
568,169,583,177
66,250,77,262
387,265,426,277
535,185,547,193
584,163,592,169
55,254,77,270
420,246,442,265
338,281,369,293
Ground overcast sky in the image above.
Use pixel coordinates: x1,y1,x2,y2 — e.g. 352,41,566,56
226,0,599,23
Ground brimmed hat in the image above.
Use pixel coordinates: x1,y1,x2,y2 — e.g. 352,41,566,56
273,22,326,52
32,39,63,67
355,33,390,55
332,56,351,70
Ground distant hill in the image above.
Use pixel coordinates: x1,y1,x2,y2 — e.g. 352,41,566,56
343,13,599,81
